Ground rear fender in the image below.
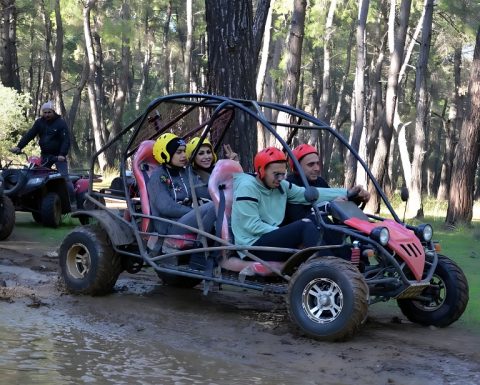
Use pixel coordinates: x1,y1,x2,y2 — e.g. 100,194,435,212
71,210,135,246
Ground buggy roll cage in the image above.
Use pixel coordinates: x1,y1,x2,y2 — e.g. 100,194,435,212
80,93,414,289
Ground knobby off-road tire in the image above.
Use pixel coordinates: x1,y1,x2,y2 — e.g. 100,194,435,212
397,254,469,327
287,256,369,341
59,225,122,295
0,196,15,240
41,192,62,228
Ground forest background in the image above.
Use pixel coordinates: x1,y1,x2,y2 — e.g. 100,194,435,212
0,0,479,225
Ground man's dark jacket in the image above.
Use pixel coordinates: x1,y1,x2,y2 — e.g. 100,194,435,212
17,114,70,157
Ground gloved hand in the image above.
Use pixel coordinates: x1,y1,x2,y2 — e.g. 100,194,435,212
347,185,370,204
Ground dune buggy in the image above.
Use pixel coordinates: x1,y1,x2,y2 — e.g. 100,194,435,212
59,94,469,341
1,154,94,227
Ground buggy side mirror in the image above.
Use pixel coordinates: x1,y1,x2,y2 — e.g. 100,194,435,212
400,186,409,202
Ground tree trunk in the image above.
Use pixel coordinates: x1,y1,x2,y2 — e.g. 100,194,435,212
446,24,480,226
367,0,411,213
83,0,106,170
255,0,275,100
135,7,153,110
276,0,307,140
40,0,65,115
345,0,370,189
437,47,461,200
252,0,272,66
162,1,173,95
394,1,424,193
183,0,193,92
407,0,434,219
262,35,283,147
65,55,89,166
365,7,387,164
107,1,131,167
205,0,257,170
324,20,355,180
0,0,21,90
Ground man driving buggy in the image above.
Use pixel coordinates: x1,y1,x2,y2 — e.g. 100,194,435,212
231,147,370,262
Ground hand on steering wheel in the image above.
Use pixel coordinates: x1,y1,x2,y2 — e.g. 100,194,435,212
347,185,370,210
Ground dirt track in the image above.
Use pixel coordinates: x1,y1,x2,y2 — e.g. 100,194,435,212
1,228,480,385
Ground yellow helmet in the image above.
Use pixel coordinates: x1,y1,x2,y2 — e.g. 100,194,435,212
186,137,217,164
153,133,186,164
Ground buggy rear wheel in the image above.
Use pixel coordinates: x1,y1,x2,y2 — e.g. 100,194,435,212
287,256,369,341
41,192,62,227
397,254,469,327
0,196,15,240
59,225,122,295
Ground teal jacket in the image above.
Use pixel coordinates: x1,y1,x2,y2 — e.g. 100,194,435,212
231,173,347,246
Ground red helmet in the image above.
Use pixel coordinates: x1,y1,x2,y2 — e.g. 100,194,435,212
254,147,286,178
289,144,318,172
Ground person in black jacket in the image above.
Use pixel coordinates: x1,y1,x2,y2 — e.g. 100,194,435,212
11,101,74,202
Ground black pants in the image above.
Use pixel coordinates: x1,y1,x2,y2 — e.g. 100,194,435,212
250,216,320,262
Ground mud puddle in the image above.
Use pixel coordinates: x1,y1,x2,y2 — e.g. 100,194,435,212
1,240,480,385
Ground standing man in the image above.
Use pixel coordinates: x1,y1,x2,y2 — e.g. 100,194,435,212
11,101,74,203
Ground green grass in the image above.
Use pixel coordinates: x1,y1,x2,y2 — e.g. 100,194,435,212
429,220,480,328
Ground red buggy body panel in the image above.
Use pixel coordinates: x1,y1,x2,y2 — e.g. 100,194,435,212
345,218,425,281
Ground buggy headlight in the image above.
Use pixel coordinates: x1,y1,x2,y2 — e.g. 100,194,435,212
371,227,389,246
416,224,433,242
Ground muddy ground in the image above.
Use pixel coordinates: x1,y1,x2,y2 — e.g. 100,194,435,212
1,218,480,385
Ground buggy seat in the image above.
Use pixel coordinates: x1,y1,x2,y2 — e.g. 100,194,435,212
208,159,283,275
131,140,159,232
132,139,197,251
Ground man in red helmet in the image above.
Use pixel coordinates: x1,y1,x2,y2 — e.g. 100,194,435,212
231,147,356,262
284,143,329,223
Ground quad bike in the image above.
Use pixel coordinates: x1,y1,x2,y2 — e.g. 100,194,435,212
58,94,469,341
0,174,15,240
0,154,96,227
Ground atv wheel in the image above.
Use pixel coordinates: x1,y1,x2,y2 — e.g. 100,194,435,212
0,196,15,240
397,254,469,327
287,256,369,341
59,225,122,295
40,192,62,227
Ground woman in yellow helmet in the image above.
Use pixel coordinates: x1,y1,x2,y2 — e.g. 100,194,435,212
147,133,216,242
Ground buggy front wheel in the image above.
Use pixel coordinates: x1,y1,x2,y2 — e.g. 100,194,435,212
397,254,469,327
287,256,369,341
